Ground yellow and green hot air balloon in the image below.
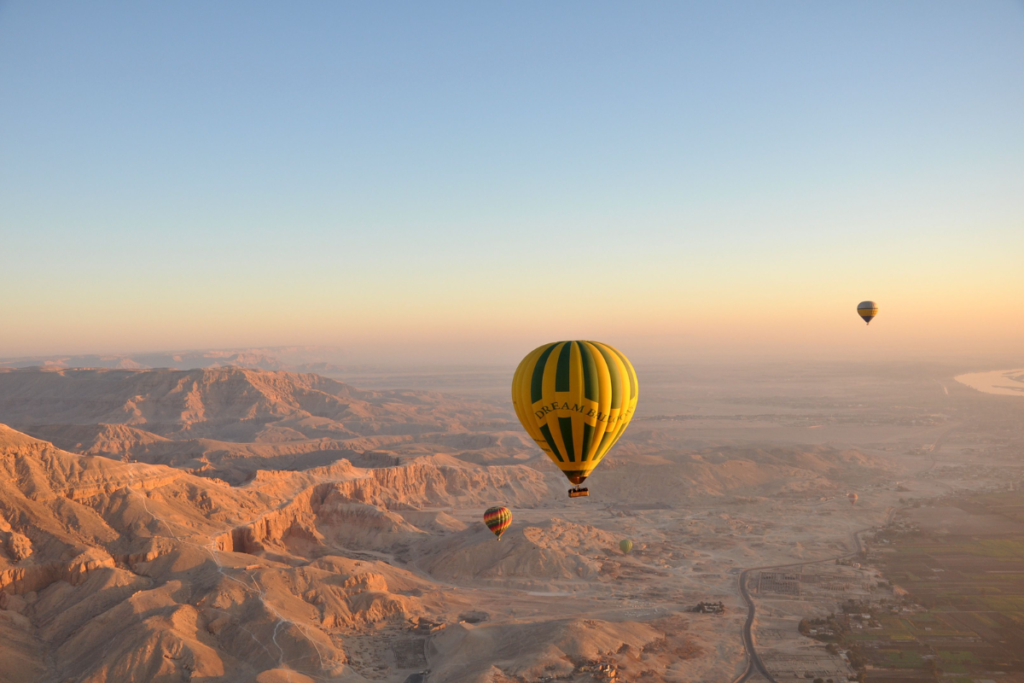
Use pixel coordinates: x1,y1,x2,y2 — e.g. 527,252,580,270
857,301,878,325
512,340,639,498
620,539,633,554
483,506,512,540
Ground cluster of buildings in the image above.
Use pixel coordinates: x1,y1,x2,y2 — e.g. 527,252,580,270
690,601,725,614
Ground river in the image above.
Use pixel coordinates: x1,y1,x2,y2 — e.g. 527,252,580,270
955,368,1024,398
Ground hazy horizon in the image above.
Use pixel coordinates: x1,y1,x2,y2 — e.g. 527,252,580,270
1,343,1021,374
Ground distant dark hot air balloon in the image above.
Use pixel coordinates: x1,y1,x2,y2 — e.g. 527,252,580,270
483,506,512,540
857,301,878,325
512,341,639,498
848,492,859,505
620,539,633,554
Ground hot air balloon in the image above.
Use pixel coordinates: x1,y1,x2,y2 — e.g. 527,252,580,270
620,539,633,554
848,492,858,505
512,341,639,498
857,301,878,325
483,506,511,540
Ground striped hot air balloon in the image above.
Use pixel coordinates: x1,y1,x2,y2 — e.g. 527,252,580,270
483,506,512,540
857,301,878,325
512,341,639,497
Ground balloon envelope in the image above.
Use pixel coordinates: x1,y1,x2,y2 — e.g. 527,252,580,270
483,506,512,540
857,301,878,325
512,341,639,486
620,539,633,554
848,492,858,505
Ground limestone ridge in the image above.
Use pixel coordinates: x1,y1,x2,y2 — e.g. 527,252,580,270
0,367,516,483
0,415,557,681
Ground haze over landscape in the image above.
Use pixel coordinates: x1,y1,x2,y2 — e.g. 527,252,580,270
1,2,1023,682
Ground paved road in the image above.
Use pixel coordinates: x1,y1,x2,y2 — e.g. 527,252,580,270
732,508,898,683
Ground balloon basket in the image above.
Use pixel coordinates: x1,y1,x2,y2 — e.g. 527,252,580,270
568,487,589,498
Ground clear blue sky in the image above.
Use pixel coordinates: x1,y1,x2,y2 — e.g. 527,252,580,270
1,2,1022,362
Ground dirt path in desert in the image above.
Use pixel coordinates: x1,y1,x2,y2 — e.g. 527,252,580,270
732,505,900,683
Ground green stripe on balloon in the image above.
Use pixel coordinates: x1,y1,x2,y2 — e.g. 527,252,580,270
594,344,622,409
530,343,557,403
578,341,599,401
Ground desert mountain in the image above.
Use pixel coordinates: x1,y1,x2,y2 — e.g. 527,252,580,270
0,367,899,682
0,347,348,374
0,422,561,682
0,366,499,439
0,367,514,483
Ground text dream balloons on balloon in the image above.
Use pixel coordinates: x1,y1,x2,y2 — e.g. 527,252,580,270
857,301,878,325
511,341,639,496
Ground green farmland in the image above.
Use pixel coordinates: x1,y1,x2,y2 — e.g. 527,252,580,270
855,491,1024,680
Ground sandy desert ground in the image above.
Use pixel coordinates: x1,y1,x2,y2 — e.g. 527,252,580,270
0,358,1020,682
